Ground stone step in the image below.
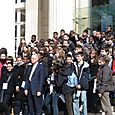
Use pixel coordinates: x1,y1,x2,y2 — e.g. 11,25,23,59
88,112,115,115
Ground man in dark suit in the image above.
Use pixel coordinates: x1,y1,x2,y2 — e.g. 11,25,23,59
25,53,45,115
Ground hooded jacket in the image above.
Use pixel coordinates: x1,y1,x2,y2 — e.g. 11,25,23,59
74,61,90,90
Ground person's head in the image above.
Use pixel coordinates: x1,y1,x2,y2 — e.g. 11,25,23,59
31,35,36,43
82,29,88,38
96,31,101,38
6,56,14,66
6,62,13,72
0,48,7,56
107,25,112,32
89,49,98,59
19,38,26,47
0,53,7,64
20,38,26,44
63,33,69,40
106,35,114,46
76,39,83,46
53,32,58,38
69,30,75,37
54,48,65,60
44,40,50,47
16,56,22,65
31,54,39,64
22,56,30,64
23,46,28,53
60,29,65,36
100,46,109,56
66,54,73,65
62,40,69,47
89,35,94,43
93,30,97,37
75,52,84,63
74,45,83,53
98,55,110,65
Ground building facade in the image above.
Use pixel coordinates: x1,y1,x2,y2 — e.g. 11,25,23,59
0,0,115,56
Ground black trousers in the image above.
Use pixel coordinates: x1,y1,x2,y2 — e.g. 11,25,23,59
2,94,12,115
14,100,28,115
28,90,43,115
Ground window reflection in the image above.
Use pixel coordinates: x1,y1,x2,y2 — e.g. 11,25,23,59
21,0,26,2
20,9,25,22
20,24,25,37
15,0,17,3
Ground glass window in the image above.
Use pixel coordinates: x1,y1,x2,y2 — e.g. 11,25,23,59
21,0,26,2
20,9,25,22
92,0,109,6
20,24,25,37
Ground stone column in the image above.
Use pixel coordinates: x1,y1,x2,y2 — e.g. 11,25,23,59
49,0,74,38
25,0,39,43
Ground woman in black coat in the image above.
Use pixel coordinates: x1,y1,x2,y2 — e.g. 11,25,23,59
0,62,15,115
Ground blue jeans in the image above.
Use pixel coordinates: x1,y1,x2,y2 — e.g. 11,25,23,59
73,91,87,115
44,91,59,115
52,91,59,115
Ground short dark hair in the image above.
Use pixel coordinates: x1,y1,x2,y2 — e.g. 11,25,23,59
106,35,114,41
75,51,84,57
53,32,58,35
101,46,109,53
75,45,83,49
31,35,36,38
7,62,13,67
66,54,72,59
64,33,69,37
98,55,110,64
0,48,7,56
60,29,65,33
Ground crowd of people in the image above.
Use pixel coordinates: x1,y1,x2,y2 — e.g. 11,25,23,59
0,25,115,115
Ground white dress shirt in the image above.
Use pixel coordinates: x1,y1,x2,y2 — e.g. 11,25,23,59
29,62,38,81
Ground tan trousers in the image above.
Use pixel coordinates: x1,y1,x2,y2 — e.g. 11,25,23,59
101,92,113,115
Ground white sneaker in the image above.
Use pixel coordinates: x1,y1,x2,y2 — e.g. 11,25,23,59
79,104,83,112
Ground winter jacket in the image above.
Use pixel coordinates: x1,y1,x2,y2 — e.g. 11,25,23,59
74,61,90,90
97,64,113,94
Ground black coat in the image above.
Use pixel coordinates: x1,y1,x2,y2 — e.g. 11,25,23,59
14,64,28,101
54,63,76,94
0,67,15,95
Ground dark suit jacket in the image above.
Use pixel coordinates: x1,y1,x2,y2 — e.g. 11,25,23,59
25,61,45,95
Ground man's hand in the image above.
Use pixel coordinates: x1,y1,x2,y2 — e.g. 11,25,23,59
16,86,19,92
76,84,81,89
24,90,28,96
37,91,41,96
98,93,102,97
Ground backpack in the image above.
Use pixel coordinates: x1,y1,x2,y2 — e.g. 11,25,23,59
66,72,78,87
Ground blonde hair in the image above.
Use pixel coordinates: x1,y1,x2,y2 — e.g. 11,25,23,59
54,48,65,60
